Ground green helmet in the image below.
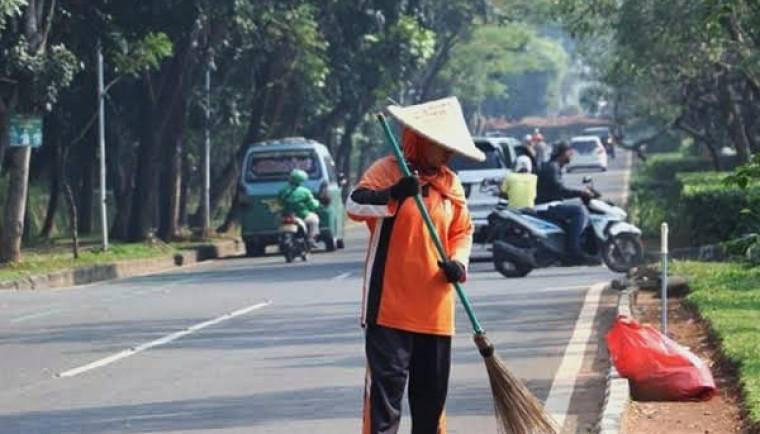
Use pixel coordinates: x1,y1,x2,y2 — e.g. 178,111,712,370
289,168,308,185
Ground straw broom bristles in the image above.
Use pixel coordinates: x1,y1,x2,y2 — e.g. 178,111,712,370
474,333,560,434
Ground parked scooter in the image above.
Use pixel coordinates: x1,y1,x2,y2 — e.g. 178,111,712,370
278,213,311,263
487,177,644,277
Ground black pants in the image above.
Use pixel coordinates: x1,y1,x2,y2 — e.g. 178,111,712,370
363,324,452,434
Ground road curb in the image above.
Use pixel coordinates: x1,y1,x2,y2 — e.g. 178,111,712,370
598,287,635,433
0,239,245,291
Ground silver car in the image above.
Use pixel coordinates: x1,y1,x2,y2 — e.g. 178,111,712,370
449,137,517,245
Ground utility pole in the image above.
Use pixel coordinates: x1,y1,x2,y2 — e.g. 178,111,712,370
202,53,212,238
97,43,109,251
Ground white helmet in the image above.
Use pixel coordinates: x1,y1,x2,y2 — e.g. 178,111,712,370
514,155,533,173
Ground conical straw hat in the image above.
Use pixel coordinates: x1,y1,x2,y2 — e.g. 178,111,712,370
387,97,486,162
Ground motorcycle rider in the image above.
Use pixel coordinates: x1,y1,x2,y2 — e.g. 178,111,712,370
278,169,321,248
501,155,537,209
536,142,596,264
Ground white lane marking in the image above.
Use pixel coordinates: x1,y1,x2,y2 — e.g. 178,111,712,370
56,300,272,378
544,282,605,430
10,308,68,324
332,272,352,281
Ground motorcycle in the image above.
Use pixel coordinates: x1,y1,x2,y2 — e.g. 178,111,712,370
487,177,644,278
278,213,311,263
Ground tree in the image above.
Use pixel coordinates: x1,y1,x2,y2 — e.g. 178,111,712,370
0,0,77,262
555,0,760,164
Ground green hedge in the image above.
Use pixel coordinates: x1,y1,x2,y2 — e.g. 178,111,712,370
678,172,760,245
642,153,739,182
642,153,714,181
629,163,758,247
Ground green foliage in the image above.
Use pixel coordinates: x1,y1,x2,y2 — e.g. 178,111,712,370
554,0,760,160
629,154,750,247
0,0,24,31
111,32,174,77
441,22,570,118
5,40,78,110
672,261,760,423
641,153,714,182
678,172,760,245
392,15,436,65
725,153,760,191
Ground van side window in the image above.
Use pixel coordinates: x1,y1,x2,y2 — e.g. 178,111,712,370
323,155,337,183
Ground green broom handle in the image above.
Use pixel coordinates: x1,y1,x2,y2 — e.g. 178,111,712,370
377,114,485,335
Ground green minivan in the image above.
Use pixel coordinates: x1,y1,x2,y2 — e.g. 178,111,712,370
238,137,346,257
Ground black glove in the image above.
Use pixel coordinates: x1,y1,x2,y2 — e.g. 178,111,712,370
438,259,466,283
389,176,420,201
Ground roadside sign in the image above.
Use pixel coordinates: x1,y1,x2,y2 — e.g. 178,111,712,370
9,115,43,148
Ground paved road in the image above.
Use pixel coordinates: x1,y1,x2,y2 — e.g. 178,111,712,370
0,152,632,434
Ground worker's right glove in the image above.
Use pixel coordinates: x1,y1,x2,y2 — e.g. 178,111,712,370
438,259,467,283
389,176,420,201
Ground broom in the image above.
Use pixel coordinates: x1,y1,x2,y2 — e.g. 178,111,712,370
378,114,559,434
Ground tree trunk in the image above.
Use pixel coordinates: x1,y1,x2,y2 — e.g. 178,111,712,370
336,115,361,186
157,88,189,241
126,30,199,241
127,118,161,241
675,118,721,170
110,166,133,241
40,141,61,239
157,133,183,240
0,99,9,175
179,149,190,227
1,147,32,263
717,74,752,163
77,137,95,234
215,191,239,234
63,178,79,259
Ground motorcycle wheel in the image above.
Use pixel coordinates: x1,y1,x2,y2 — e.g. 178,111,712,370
493,249,533,278
282,234,295,263
602,233,644,273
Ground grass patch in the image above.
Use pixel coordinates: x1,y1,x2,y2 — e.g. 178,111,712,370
0,243,176,282
673,261,760,423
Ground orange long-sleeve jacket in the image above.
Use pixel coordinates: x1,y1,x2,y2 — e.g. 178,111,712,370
346,133,473,336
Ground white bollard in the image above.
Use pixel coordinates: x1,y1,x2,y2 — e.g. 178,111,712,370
660,222,669,334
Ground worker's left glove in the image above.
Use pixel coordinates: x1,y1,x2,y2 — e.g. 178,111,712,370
438,259,466,283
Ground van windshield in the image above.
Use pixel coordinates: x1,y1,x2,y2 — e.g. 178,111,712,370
246,150,321,182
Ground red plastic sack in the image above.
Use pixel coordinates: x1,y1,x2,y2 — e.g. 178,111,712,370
606,315,716,401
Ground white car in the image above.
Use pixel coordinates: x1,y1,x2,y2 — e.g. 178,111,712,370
567,136,608,172
448,137,514,244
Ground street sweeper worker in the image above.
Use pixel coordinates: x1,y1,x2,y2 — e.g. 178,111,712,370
347,97,484,434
